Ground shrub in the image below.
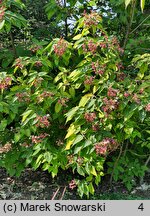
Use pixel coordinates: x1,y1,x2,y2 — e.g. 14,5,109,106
0,11,150,197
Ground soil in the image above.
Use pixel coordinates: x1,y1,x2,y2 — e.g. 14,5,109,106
0,167,150,200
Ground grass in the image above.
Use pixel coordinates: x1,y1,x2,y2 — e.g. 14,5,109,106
63,190,147,200
90,192,146,200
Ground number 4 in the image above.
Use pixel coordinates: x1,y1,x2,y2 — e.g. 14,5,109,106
138,203,144,211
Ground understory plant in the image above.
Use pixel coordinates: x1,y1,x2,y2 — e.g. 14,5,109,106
0,10,150,197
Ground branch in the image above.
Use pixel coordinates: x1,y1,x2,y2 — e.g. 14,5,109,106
140,155,150,185
51,187,60,200
123,0,136,50
64,0,68,39
10,32,17,58
130,14,150,34
109,144,123,187
59,186,67,200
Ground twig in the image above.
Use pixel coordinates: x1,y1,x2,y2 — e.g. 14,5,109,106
59,186,67,200
130,14,150,34
10,32,17,58
140,155,150,185
123,141,129,157
64,0,68,39
51,187,60,200
123,0,136,50
109,144,123,187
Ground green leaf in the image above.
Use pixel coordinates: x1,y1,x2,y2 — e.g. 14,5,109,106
0,120,7,131
25,129,31,137
0,20,5,30
74,146,82,154
83,140,92,148
117,166,124,173
21,110,33,123
55,102,62,113
85,163,90,175
65,124,76,139
68,70,82,80
124,127,133,135
32,148,41,156
73,34,82,40
73,134,83,145
54,72,63,83
5,22,11,33
22,113,37,126
89,0,96,6
36,154,43,165
125,0,132,8
44,152,53,163
14,133,21,143
126,182,132,191
65,135,76,150
51,166,58,178
140,0,145,12
79,93,93,107
95,175,101,186
124,104,137,122
88,182,95,195
77,165,85,176
139,110,146,122
65,107,79,123
69,87,75,98
90,166,97,176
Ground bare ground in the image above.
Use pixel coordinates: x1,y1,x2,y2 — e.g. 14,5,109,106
0,167,150,200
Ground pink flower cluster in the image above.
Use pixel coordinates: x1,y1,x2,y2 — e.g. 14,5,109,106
16,92,30,102
56,139,64,146
21,142,30,148
132,93,140,104
102,97,119,114
87,40,98,54
30,45,41,53
111,37,124,54
99,42,107,49
58,97,69,106
33,77,44,87
40,91,54,98
83,40,108,54
92,123,99,131
37,91,54,103
0,6,5,21
83,11,102,27
95,137,118,155
117,72,126,81
107,87,119,97
91,61,106,75
54,38,67,57
82,40,98,54
139,88,144,94
35,61,42,67
76,157,83,165
95,142,107,155
67,154,74,164
15,58,24,69
84,75,95,85
36,115,50,128
145,104,150,112
84,112,96,123
0,77,12,90
31,133,49,144
117,62,124,70
69,179,77,190
124,92,130,98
